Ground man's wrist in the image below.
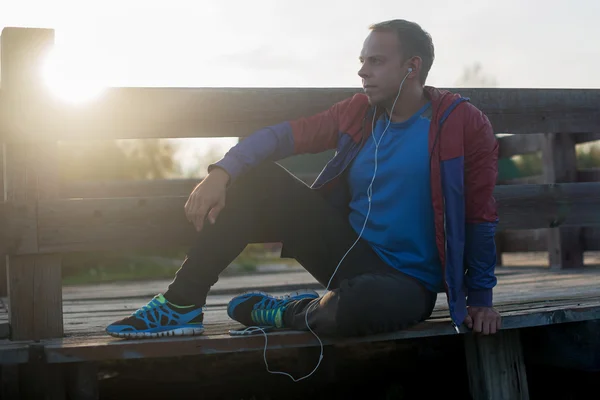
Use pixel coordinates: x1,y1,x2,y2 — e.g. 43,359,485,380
466,288,493,307
208,167,230,186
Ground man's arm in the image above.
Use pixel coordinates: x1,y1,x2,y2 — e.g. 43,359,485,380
208,95,357,183
463,105,500,307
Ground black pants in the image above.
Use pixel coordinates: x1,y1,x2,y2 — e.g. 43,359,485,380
165,162,437,337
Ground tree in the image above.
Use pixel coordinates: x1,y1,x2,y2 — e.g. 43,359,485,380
59,138,180,182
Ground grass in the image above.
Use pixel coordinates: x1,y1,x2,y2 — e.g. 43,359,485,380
60,243,293,286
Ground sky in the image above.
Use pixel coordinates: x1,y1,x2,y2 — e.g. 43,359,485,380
1,0,599,174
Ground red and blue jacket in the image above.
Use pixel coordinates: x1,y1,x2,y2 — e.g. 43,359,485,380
211,86,499,329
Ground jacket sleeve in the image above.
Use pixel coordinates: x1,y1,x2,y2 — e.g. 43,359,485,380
208,97,352,183
463,106,499,307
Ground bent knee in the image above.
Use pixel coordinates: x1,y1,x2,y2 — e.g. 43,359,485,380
334,273,431,337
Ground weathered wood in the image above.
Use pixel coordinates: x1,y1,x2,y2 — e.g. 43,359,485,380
542,133,583,269
499,228,600,252
19,363,66,399
1,86,599,142
61,178,202,199
34,300,600,365
66,363,99,400
0,145,6,298
0,267,599,365
573,132,600,144
464,330,529,400
2,28,64,343
60,173,317,199
1,365,19,399
578,168,600,183
2,182,600,255
498,134,543,158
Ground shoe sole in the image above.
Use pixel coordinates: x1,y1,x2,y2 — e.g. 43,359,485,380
107,327,205,339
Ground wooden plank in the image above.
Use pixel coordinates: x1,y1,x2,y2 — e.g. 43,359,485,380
464,329,529,400
65,363,99,400
4,150,64,342
573,132,600,144
1,268,599,363
0,87,599,142
500,228,600,252
542,133,583,269
578,168,600,183
0,145,6,298
37,300,600,364
61,178,202,199
61,173,317,199
0,364,20,399
498,134,543,158
1,27,64,342
2,182,600,255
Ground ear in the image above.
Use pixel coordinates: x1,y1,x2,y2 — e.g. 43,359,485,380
406,56,422,78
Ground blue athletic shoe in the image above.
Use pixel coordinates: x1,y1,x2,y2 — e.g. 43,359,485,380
106,294,205,339
227,289,319,329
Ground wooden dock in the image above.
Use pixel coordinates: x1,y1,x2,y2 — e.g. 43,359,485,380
1,26,600,399
2,265,600,358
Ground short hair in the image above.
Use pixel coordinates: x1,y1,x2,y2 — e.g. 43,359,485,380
369,19,435,84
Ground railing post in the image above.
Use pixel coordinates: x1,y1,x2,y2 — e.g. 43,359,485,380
541,132,584,269
1,27,64,340
1,144,6,298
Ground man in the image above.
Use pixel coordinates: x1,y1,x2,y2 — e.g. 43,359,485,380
106,19,501,339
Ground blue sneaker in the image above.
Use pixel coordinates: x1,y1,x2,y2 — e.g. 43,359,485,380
106,294,205,339
227,289,319,329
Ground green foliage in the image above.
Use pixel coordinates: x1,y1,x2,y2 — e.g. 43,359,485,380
58,138,179,182
577,144,600,169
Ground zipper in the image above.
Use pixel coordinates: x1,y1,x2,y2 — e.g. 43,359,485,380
443,193,459,334
433,116,460,335
312,112,369,189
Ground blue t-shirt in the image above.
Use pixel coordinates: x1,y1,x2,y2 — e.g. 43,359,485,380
347,102,443,293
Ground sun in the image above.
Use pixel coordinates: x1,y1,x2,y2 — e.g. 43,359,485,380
41,44,108,104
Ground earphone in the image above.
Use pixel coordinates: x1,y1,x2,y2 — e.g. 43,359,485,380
238,67,414,382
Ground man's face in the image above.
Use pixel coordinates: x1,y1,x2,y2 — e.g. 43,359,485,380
358,31,407,106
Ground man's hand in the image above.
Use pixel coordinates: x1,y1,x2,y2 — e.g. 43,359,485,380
184,168,230,232
464,306,501,335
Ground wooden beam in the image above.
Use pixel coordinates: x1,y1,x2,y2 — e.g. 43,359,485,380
29,300,600,365
0,87,598,142
542,133,583,269
1,26,65,400
464,330,529,400
498,134,543,159
2,182,600,256
1,28,64,342
573,132,600,145
59,173,318,199
499,228,600,252
60,178,202,199
578,168,600,183
1,145,6,298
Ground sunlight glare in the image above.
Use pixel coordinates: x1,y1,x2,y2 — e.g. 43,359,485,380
41,45,107,104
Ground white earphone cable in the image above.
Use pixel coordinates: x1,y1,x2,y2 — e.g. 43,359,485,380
239,69,413,382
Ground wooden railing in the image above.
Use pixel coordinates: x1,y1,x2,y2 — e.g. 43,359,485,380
1,27,600,343
495,132,600,268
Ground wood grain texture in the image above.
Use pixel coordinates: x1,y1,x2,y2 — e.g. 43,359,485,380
498,228,600,252
0,87,599,142
0,145,5,298
464,329,529,400
2,182,599,256
0,267,599,365
1,27,64,342
498,134,544,158
542,133,583,269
